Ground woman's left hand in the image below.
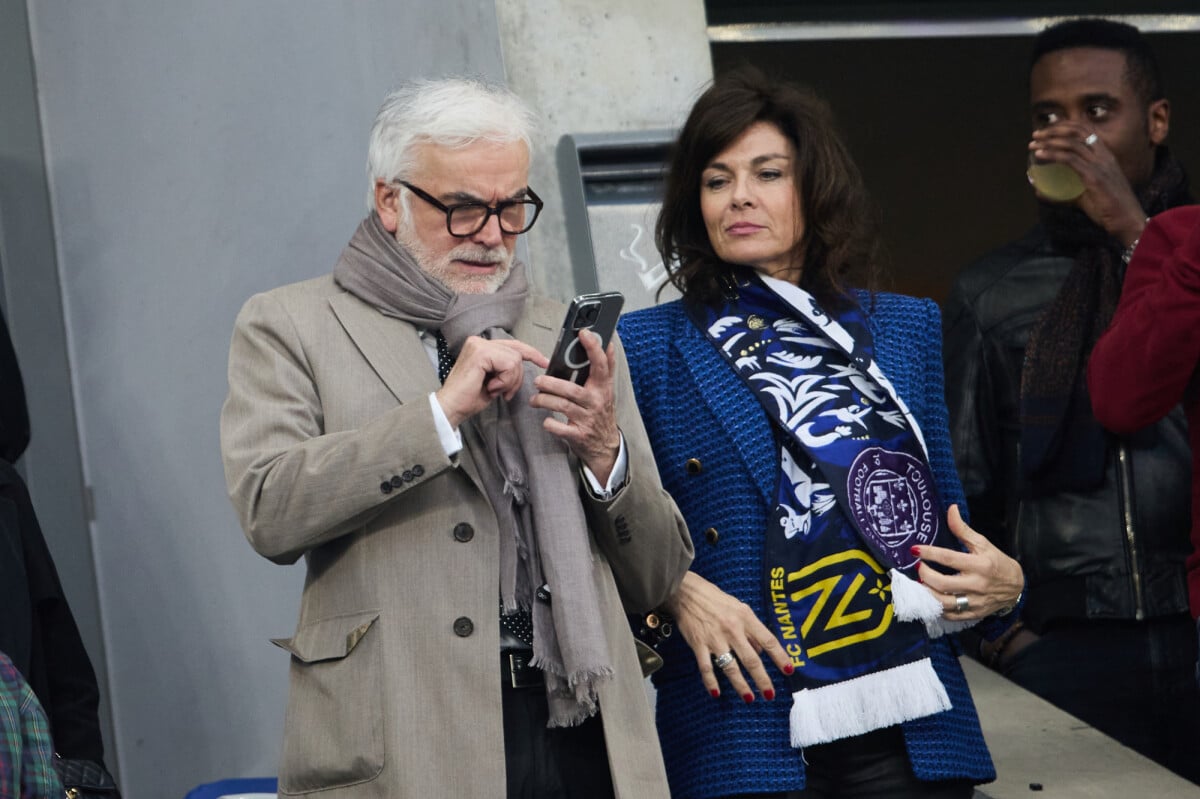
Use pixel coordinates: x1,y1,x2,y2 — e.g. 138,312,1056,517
912,504,1024,620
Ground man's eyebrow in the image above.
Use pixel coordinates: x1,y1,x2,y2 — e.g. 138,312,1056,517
442,188,529,204
1031,93,1120,114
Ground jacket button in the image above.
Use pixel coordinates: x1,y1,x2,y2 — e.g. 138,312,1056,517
412,465,425,477
390,475,403,488
402,469,414,482
453,617,474,637
704,527,719,544
380,481,393,495
686,458,702,474
453,522,475,542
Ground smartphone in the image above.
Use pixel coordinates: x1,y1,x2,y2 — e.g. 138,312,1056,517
545,291,625,385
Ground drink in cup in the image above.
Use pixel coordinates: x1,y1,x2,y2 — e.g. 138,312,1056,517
1027,156,1085,202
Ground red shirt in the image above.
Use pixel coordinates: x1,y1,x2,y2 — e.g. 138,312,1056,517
1089,205,1200,616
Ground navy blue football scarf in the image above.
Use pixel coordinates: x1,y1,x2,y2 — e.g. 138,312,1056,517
688,274,967,746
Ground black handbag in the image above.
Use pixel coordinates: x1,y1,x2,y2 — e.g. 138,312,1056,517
52,757,121,799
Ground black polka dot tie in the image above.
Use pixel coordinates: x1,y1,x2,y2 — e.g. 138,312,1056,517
501,604,535,647
435,330,455,383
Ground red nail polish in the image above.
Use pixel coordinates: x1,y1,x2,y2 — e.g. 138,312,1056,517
710,689,720,698
764,688,775,700
783,663,794,675
742,693,754,703
910,546,921,557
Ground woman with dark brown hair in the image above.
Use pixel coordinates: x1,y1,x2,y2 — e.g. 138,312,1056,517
618,69,1024,798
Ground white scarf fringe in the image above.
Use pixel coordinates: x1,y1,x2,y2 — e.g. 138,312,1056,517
789,657,952,748
889,568,976,638
922,614,975,638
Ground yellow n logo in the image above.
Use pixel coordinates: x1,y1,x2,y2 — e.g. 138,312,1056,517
787,551,894,658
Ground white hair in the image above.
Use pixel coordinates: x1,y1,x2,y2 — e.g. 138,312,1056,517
365,77,538,212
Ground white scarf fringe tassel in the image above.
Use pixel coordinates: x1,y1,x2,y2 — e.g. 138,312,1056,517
789,657,952,748
889,568,975,638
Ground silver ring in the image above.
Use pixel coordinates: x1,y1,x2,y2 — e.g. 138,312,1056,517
1084,132,1099,147
954,595,970,613
712,651,736,669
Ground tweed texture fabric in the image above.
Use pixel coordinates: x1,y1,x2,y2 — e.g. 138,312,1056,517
619,292,996,798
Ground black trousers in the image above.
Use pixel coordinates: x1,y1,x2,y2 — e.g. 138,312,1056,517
727,727,975,799
501,672,615,799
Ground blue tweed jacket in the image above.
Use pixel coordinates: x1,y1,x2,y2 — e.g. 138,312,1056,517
619,292,996,798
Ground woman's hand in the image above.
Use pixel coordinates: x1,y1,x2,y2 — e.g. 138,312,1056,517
665,571,794,702
912,504,1024,620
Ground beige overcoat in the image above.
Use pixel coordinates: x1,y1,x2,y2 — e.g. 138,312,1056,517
220,273,692,798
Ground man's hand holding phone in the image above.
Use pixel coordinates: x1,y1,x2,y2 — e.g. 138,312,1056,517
545,291,623,384
533,292,624,484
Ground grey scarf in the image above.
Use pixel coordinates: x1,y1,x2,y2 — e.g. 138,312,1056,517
333,214,611,725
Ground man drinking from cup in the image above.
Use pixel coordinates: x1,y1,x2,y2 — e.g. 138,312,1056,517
942,17,1200,784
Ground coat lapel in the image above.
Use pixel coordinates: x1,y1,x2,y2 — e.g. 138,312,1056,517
328,291,489,491
328,292,436,403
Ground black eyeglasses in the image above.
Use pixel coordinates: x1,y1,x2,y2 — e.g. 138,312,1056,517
394,181,543,237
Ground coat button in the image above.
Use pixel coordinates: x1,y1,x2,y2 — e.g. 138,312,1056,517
390,475,403,488
704,527,719,544
453,617,474,637
412,465,425,477
686,458,702,474
453,522,475,542
402,469,414,482
380,481,393,495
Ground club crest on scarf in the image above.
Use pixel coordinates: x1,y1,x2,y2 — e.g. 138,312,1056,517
849,447,939,571
688,274,960,747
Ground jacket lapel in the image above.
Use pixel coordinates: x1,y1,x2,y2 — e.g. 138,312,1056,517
674,322,776,509
328,292,436,403
328,292,488,491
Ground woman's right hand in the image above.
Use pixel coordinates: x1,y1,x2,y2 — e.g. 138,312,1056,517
913,505,1025,620
665,570,794,702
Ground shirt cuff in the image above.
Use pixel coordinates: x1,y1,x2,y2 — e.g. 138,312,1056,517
428,392,463,458
581,432,628,500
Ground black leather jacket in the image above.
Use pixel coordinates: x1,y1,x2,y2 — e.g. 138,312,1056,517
943,225,1192,631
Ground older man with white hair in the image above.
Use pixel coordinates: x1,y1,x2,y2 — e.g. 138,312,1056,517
220,78,692,799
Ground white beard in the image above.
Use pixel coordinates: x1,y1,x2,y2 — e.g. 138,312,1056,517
396,223,513,295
